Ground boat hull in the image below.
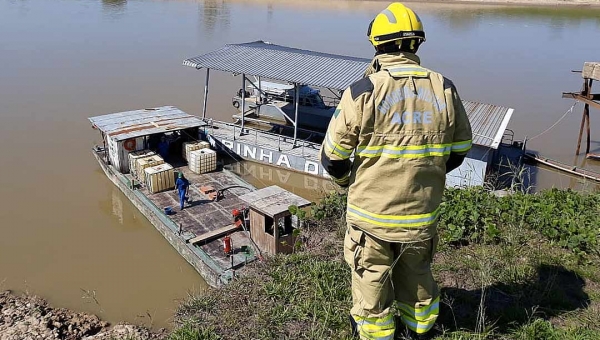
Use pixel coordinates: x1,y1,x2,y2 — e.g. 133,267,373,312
92,149,233,288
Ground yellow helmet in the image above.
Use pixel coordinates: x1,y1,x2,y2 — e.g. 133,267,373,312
367,2,426,47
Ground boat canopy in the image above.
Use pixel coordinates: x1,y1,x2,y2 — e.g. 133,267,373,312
183,41,371,91
463,101,513,149
88,106,204,141
184,41,514,150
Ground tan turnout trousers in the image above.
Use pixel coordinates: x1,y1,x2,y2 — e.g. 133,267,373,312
345,224,439,339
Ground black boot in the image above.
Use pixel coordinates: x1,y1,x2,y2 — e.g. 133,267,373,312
349,314,359,338
395,328,434,340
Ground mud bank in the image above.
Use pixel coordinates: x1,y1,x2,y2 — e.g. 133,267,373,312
0,291,164,340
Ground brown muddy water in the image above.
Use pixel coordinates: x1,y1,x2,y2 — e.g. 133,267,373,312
1,0,600,330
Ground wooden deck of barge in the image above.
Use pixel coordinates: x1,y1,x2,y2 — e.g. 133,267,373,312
94,149,259,287
138,166,259,271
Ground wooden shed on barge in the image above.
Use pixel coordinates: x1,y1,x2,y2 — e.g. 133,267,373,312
240,185,310,255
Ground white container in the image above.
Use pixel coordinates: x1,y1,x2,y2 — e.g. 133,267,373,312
182,141,210,161
128,150,156,176
135,155,164,182
107,136,145,174
145,163,175,194
188,148,217,174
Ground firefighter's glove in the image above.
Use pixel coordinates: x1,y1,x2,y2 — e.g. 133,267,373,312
334,173,350,188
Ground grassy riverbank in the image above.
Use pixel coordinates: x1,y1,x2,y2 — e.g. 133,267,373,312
170,186,600,340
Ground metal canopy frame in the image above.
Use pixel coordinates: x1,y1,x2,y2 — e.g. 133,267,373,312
200,67,322,146
184,41,371,145
199,65,309,145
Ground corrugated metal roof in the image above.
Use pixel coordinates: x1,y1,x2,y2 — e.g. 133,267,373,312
239,185,311,218
463,100,514,149
88,106,204,141
183,41,371,91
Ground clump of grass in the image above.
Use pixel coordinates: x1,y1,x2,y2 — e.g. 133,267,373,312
171,188,600,340
168,323,219,340
511,318,600,340
174,254,352,339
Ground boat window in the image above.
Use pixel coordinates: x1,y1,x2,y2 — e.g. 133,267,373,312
314,93,327,108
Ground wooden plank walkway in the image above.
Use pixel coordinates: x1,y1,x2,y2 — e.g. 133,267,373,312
525,152,600,182
189,224,240,245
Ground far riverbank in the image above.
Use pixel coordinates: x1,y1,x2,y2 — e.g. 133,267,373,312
234,0,600,8
408,0,600,6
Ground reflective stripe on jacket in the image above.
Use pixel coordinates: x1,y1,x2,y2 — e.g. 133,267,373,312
320,52,472,242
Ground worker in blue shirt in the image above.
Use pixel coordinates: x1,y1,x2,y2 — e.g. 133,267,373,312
175,172,190,210
158,136,170,160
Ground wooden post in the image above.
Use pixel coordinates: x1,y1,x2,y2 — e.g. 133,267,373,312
576,79,591,155
576,108,586,155
585,103,591,154
587,80,595,155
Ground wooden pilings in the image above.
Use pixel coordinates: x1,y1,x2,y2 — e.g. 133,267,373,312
562,62,600,156
577,78,592,155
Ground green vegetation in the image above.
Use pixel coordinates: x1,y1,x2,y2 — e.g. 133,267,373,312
439,187,600,258
170,186,600,340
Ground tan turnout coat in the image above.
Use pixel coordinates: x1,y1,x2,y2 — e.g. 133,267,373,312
321,52,473,242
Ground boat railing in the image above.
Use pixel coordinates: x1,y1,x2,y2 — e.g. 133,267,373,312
204,119,322,157
501,129,515,146
321,95,340,108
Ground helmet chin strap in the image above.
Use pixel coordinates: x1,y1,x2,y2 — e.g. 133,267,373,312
374,39,421,55
371,58,381,72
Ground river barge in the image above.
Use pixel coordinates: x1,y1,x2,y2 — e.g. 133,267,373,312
89,106,310,287
183,41,522,188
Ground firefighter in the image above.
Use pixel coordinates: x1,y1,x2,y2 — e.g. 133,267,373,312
320,3,473,339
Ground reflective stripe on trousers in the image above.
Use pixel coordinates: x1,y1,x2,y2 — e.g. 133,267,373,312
347,203,440,228
398,297,440,334
353,314,395,340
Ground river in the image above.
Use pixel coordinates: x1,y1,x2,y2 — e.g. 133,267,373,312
1,0,599,330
